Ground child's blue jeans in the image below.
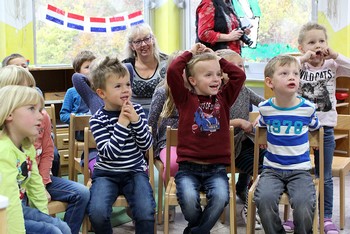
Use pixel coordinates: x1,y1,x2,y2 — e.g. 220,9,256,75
88,169,155,234
23,204,71,234
175,162,229,234
254,168,316,234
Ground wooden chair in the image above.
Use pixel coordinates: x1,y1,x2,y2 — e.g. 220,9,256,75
154,157,165,224
48,200,68,216
82,127,156,234
310,114,350,230
155,142,227,225
68,114,91,185
44,104,57,147
246,127,324,234
163,126,236,234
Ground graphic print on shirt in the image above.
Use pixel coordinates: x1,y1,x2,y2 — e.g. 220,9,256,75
16,156,33,199
299,68,333,112
192,98,220,134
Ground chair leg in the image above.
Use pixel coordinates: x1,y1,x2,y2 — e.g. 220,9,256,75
157,175,164,224
82,215,90,234
246,192,255,234
220,209,225,224
229,195,236,234
340,171,345,229
164,197,169,234
313,193,319,234
283,204,289,221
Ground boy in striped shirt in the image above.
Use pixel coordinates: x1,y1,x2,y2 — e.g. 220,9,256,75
254,54,320,234
87,56,155,234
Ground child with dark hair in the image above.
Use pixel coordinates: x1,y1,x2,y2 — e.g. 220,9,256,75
87,56,155,234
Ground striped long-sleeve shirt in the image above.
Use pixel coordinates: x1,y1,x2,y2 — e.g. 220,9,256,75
90,103,152,173
258,97,320,171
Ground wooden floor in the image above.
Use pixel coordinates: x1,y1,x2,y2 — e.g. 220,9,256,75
111,174,350,234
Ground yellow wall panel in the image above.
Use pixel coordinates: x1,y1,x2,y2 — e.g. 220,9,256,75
318,12,350,57
153,0,181,54
0,22,34,63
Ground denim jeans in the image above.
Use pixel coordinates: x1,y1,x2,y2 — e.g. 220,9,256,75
46,176,90,234
52,146,60,177
88,169,155,234
313,126,335,218
254,169,316,234
23,204,71,234
235,138,265,193
175,162,229,234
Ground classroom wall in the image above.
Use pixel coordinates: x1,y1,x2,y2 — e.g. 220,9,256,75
0,0,34,64
318,0,350,57
1,0,349,65
152,0,181,54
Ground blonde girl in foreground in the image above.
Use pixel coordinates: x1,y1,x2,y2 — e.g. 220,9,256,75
0,85,70,234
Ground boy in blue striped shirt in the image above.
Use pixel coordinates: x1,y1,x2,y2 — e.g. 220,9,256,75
254,54,320,234
87,56,155,234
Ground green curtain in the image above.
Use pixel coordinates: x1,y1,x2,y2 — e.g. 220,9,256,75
231,0,261,17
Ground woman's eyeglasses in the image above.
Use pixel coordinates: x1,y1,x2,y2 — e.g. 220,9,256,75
132,35,152,47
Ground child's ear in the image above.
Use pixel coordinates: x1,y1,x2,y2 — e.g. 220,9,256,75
298,44,305,53
188,76,196,87
265,77,274,89
6,113,13,121
96,88,106,99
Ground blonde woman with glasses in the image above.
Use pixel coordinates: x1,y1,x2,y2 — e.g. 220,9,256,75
123,23,168,117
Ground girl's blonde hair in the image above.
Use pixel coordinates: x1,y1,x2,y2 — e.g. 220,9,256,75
216,49,240,60
298,22,328,44
160,51,184,118
0,85,44,135
0,65,36,88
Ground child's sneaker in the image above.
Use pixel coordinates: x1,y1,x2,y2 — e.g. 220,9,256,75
282,220,294,233
241,206,262,230
324,218,339,234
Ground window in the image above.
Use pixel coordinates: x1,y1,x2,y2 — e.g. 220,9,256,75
33,0,145,65
186,0,315,80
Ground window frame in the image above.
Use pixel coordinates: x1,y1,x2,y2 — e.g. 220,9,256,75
183,0,319,82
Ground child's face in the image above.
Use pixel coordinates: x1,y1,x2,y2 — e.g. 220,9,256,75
226,55,245,72
188,59,222,96
298,29,327,59
6,104,43,141
98,74,132,111
222,55,245,83
8,57,28,71
79,61,92,76
266,62,300,95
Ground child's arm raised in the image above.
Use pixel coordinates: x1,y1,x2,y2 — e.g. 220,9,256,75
167,51,193,105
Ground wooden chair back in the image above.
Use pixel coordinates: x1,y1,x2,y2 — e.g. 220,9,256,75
44,104,57,147
68,114,91,181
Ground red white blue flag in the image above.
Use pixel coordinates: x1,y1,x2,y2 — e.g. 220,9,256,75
90,17,107,32
67,13,84,31
110,15,127,32
45,4,65,25
128,11,144,27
